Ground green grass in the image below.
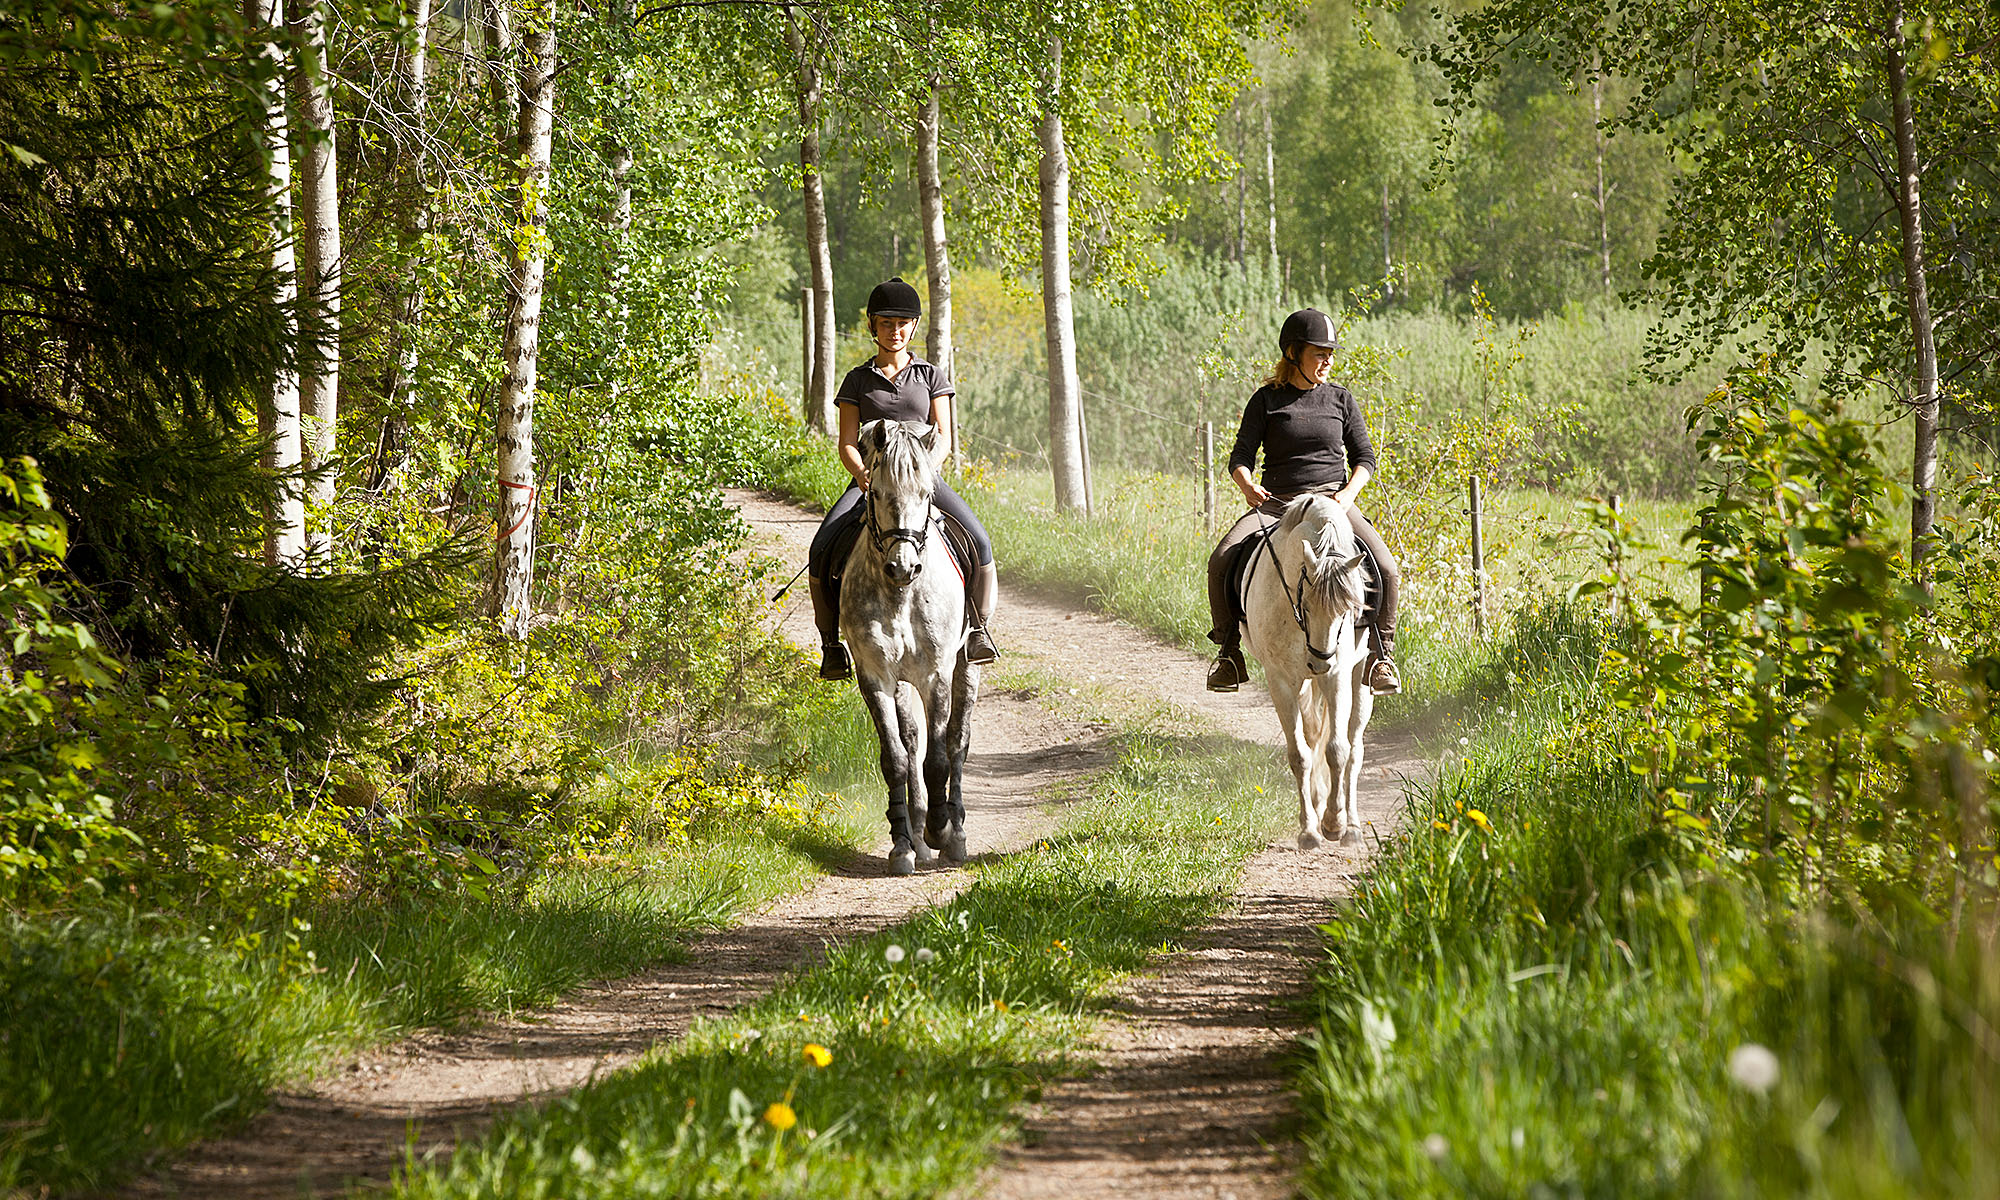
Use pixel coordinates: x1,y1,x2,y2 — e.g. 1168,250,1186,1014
1293,600,2000,1199
0,721,885,1195
388,726,1292,1198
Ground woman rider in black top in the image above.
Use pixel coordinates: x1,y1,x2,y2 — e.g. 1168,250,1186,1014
1205,308,1403,695
807,278,1000,679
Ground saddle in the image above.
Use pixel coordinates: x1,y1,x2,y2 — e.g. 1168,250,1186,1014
1228,522,1383,631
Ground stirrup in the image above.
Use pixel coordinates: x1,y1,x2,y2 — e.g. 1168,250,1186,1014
1367,656,1401,696
1206,648,1249,693
819,643,852,681
965,626,998,665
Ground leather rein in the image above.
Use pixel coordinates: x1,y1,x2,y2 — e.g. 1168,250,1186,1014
1242,518,1342,666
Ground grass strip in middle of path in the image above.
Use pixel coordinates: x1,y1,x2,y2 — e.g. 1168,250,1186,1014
392,726,1288,1198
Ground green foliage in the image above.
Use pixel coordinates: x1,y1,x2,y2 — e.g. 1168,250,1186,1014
1591,368,1995,908
1297,597,2000,1198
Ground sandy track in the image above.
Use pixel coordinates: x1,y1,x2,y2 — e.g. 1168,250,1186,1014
121,488,1415,1200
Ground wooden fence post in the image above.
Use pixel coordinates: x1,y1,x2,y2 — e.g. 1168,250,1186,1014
1469,475,1486,636
1077,396,1095,517
1201,420,1215,533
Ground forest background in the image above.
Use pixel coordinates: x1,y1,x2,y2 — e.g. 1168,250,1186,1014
3,0,1998,1191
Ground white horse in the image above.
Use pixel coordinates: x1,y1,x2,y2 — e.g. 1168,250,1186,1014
1240,495,1375,849
838,419,981,875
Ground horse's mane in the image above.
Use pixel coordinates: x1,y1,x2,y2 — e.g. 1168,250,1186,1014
1279,495,1367,615
871,423,935,498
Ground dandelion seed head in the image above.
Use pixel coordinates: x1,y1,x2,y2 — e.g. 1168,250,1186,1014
884,944,906,964
1423,1133,1450,1161
915,947,935,963
1727,1042,1780,1093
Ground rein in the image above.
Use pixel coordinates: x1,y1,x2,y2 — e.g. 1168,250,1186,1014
1243,515,1338,665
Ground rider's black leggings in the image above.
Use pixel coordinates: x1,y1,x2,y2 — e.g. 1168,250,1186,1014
808,480,994,582
1205,496,1400,649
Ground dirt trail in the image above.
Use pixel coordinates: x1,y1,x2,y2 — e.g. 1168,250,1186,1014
123,489,1415,1200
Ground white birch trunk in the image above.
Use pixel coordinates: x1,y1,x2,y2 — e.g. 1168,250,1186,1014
1263,94,1278,304
248,0,306,566
490,0,554,635
483,0,519,132
372,0,432,495
1038,36,1087,513
917,76,955,457
1886,7,1940,566
784,8,836,434
291,0,341,561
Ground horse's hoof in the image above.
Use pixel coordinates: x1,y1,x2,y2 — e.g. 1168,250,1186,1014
1297,830,1323,851
1339,827,1363,846
889,846,917,876
923,825,949,852
944,830,967,865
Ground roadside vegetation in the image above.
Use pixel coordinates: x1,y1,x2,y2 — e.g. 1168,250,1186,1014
1296,380,2000,1197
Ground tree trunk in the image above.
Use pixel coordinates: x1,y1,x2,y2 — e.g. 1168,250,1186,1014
916,75,955,456
489,0,554,636
784,8,836,434
248,0,305,566
290,0,341,561
1885,8,1940,567
483,0,519,131
1591,59,1611,295
1038,36,1087,513
371,0,433,497
1263,94,1279,304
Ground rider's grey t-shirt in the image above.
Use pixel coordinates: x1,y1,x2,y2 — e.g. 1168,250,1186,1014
835,356,955,426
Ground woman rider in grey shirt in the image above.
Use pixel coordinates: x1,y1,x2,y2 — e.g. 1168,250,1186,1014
1205,308,1402,695
807,278,999,679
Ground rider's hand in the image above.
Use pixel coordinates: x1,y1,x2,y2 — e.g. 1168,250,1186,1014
856,471,871,493
1239,481,1272,507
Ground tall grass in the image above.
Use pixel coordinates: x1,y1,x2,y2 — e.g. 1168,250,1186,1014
390,726,1292,1198
1294,600,2000,1198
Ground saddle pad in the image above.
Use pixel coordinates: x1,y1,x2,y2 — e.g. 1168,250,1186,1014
1230,523,1383,627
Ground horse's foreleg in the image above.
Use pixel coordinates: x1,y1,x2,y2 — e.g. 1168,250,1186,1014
1343,667,1374,840
919,674,962,863
896,685,932,864
860,682,919,876
936,666,977,864
1270,679,1323,851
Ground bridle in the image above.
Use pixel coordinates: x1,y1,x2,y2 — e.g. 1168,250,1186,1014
863,484,934,557
1243,517,1340,666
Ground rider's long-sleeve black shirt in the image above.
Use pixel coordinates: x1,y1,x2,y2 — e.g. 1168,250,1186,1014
1227,381,1378,497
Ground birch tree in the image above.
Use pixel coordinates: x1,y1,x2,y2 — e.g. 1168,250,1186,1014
1037,36,1088,511
1424,0,2000,562
290,0,342,560
246,0,306,565
490,0,556,635
782,5,837,434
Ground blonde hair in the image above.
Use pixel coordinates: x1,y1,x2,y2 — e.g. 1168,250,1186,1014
1262,349,1297,389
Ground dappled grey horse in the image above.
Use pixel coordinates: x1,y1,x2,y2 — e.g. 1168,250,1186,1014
1240,494,1375,849
838,419,982,875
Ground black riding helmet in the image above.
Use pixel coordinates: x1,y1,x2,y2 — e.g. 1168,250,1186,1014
867,277,922,320
1278,307,1340,353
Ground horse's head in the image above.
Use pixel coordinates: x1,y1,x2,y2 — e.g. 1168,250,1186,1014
857,419,940,588
1281,496,1369,675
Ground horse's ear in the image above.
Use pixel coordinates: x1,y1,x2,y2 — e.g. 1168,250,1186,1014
914,421,941,456
1300,539,1321,570
1340,552,1367,575
857,419,890,461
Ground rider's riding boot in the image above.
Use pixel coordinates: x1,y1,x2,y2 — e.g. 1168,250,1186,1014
1367,631,1403,696
965,562,999,665
1207,642,1250,692
809,577,852,681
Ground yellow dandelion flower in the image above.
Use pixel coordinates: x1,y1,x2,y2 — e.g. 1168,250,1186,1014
994,999,1009,1012
802,1043,832,1069
764,1102,798,1131
1432,819,1452,830
1466,809,1491,832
